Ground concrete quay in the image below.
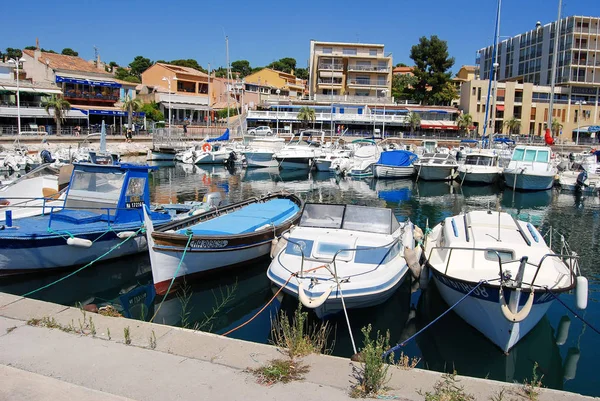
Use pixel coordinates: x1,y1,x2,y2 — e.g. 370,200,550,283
0,292,596,401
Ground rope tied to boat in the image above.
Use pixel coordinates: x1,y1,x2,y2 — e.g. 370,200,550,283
20,224,146,298
544,288,600,336
382,280,488,359
149,231,194,323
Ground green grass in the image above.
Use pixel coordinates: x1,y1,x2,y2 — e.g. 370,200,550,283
250,359,309,385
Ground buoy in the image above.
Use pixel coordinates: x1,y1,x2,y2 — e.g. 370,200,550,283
202,143,212,152
67,237,93,248
563,347,581,381
298,282,332,309
576,276,588,310
555,315,571,346
117,231,137,239
419,263,429,290
404,247,421,279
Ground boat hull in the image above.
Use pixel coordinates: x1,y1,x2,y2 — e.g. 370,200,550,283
146,150,176,161
503,171,554,191
275,157,314,170
431,270,556,353
373,165,414,179
195,152,229,165
457,170,500,184
244,151,278,168
315,160,332,172
415,165,456,181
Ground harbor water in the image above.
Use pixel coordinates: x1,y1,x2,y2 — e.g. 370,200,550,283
1,160,599,397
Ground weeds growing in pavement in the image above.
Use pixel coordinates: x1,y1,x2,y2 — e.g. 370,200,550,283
249,359,309,385
350,324,393,398
270,302,334,359
522,362,543,401
5,326,17,334
419,372,475,401
149,330,157,349
107,327,111,340
124,326,131,345
395,351,421,370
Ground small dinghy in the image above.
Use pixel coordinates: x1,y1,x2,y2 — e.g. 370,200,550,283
267,203,421,318
0,163,171,275
145,192,303,295
424,210,587,353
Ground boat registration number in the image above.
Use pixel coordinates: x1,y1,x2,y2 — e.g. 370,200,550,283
126,201,144,208
190,239,229,249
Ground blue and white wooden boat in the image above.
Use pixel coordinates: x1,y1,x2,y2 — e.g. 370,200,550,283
0,163,171,275
267,203,421,318
144,193,303,295
424,210,587,353
372,150,418,178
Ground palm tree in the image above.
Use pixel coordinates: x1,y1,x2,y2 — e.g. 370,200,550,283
456,113,473,137
297,106,316,129
551,118,563,137
122,94,143,130
44,96,71,135
503,116,521,136
408,112,421,134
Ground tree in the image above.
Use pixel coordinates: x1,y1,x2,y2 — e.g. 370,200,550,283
431,82,458,106
408,112,421,133
44,96,71,135
4,48,22,61
267,57,296,73
114,67,140,83
295,67,309,80
24,46,37,50
504,116,521,136
395,62,408,67
41,48,57,54
168,59,207,73
140,101,164,122
409,36,455,105
61,48,78,57
231,60,252,77
551,118,563,137
392,74,417,100
213,67,228,78
457,113,474,136
297,106,316,128
129,56,153,79
121,95,143,129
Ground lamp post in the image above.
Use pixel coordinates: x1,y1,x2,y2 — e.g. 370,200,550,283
8,57,26,136
276,88,281,135
381,89,388,138
575,100,587,145
207,63,211,129
162,76,177,134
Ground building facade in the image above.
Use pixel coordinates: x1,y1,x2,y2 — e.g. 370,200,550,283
460,79,599,141
477,16,600,86
244,68,305,100
308,40,393,104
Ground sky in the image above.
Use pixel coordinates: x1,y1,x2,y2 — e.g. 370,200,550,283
2,0,599,74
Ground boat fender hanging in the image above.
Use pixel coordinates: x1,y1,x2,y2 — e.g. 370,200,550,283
404,247,421,280
575,276,588,310
297,282,332,309
270,237,287,259
563,347,581,381
117,231,137,239
67,237,93,248
555,315,571,346
413,225,424,243
499,287,535,322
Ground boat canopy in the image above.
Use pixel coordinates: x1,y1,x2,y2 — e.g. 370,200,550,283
377,150,418,167
299,203,399,235
207,129,230,143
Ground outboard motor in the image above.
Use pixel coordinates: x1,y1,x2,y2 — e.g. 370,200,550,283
40,149,56,164
576,169,589,190
225,151,237,167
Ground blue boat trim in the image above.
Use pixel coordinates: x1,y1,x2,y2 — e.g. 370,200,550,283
527,223,540,242
451,218,458,237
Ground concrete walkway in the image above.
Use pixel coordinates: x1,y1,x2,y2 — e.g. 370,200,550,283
0,293,596,401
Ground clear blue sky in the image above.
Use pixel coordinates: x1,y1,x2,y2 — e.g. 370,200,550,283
2,0,599,73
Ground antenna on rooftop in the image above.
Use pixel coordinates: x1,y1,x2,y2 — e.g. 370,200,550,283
93,46,99,66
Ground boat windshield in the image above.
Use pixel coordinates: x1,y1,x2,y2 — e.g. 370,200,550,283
465,155,494,166
299,203,396,234
66,170,126,208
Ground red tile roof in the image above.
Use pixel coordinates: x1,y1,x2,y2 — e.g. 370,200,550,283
23,49,112,75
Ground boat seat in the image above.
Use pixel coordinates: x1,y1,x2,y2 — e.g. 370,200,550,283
183,199,298,235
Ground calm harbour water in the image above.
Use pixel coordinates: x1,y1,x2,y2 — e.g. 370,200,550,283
2,160,599,397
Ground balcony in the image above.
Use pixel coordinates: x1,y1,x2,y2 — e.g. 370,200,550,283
317,78,343,87
347,79,388,87
64,90,118,103
318,63,343,71
313,94,393,104
246,109,408,125
347,65,389,73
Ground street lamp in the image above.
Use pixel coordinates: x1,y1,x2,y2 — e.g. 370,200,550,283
162,76,178,133
575,100,587,145
7,57,26,136
381,89,388,138
276,88,281,135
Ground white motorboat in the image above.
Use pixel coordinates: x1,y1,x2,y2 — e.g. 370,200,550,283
413,153,459,181
274,131,323,170
424,210,587,353
372,150,418,179
242,130,286,168
178,143,233,165
331,139,381,177
0,147,35,172
457,152,502,185
267,202,421,318
314,145,353,172
558,151,600,195
503,146,556,191
416,139,439,155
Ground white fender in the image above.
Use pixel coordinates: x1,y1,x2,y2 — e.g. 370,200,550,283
270,237,287,259
576,276,588,310
555,315,571,346
563,347,581,381
404,246,421,279
117,231,137,239
499,287,535,322
413,225,424,243
67,237,93,248
297,282,332,309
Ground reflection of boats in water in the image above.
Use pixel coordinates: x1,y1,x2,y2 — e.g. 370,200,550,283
501,189,553,226
415,285,565,389
372,179,413,204
151,261,276,342
414,181,458,200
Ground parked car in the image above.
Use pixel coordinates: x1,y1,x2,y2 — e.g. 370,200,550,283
247,126,273,136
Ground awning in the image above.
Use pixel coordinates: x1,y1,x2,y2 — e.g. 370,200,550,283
496,105,505,111
0,107,86,119
56,75,122,88
319,71,343,78
573,126,600,133
71,105,144,117
0,85,62,94
420,120,459,130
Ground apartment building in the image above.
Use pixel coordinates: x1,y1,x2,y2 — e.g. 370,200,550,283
308,40,393,104
244,68,305,100
477,16,600,86
460,79,600,141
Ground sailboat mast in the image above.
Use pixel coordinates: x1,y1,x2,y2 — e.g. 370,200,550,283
226,36,230,132
489,0,502,149
482,0,501,145
547,0,563,136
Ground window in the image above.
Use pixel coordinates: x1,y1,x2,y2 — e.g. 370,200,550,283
524,149,537,161
369,49,378,56
322,47,332,54
512,148,525,161
485,250,514,262
343,48,357,56
536,150,549,163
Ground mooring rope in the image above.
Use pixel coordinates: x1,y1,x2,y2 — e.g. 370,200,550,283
546,289,600,336
20,225,146,298
149,231,194,323
383,280,487,358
